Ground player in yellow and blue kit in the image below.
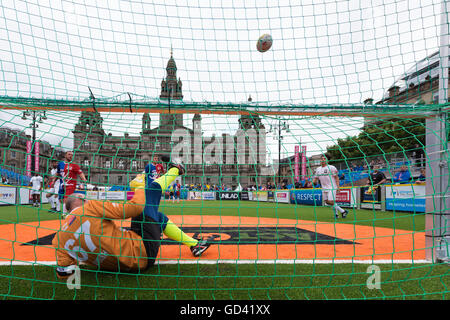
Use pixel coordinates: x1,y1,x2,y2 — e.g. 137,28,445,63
53,158,214,278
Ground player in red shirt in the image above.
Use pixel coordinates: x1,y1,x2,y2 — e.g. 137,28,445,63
153,155,166,178
61,151,87,211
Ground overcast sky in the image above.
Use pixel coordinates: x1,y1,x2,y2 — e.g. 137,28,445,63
0,0,442,160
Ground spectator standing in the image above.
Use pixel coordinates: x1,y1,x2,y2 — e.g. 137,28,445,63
365,165,387,195
367,165,387,187
393,165,411,184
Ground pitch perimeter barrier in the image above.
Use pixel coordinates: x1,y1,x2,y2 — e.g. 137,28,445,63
0,184,427,213
0,185,51,206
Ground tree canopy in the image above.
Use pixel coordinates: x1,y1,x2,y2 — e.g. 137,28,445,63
325,118,426,165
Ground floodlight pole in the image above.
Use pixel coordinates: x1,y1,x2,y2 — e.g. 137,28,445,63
425,0,450,263
269,119,289,185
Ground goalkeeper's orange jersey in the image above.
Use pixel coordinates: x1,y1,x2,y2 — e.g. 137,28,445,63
52,189,149,272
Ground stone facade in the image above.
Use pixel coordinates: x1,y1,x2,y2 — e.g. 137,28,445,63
0,127,64,182
72,54,268,189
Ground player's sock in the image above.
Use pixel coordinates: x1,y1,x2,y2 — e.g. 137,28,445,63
50,198,56,210
55,197,61,211
163,219,198,247
154,167,179,191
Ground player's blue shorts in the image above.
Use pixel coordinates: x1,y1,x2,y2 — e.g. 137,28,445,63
58,183,64,200
130,180,169,268
144,163,157,186
143,180,169,231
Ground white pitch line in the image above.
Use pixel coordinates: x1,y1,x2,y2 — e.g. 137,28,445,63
0,259,431,266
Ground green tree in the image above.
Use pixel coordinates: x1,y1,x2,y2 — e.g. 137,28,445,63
326,118,426,165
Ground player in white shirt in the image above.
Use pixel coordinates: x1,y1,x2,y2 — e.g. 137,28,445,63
312,155,348,219
45,160,61,212
29,173,43,207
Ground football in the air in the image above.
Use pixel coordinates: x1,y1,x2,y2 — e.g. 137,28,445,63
256,34,273,53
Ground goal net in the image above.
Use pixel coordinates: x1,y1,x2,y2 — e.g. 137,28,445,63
0,0,448,300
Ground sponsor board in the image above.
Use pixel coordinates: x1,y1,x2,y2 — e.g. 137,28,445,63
385,184,426,213
251,191,268,202
40,191,50,204
240,192,250,201
98,191,126,201
217,191,239,200
290,189,322,205
189,191,202,200
0,186,16,205
275,191,290,203
86,191,99,200
19,188,31,205
335,188,357,208
25,226,356,247
290,188,356,207
361,186,381,204
201,192,216,200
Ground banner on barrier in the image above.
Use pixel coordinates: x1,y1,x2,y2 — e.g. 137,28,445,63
86,191,99,200
275,191,290,203
217,191,239,200
189,191,202,200
98,191,126,201
335,188,357,208
34,141,40,173
0,186,16,205
385,184,426,213
126,191,134,201
360,186,382,210
19,187,31,205
26,141,32,177
202,192,216,200
41,191,50,204
301,146,307,178
240,192,250,201
290,189,322,205
251,191,268,202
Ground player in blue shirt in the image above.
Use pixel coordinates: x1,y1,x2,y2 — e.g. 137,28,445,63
57,160,66,205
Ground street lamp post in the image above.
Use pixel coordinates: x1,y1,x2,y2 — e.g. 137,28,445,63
269,119,290,186
22,110,47,175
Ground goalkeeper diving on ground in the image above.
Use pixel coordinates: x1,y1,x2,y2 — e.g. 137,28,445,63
52,158,214,278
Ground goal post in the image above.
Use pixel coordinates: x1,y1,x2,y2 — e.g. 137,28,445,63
426,0,450,263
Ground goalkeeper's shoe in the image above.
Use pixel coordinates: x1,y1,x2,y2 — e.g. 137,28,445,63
190,236,214,257
56,265,77,279
168,158,186,176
